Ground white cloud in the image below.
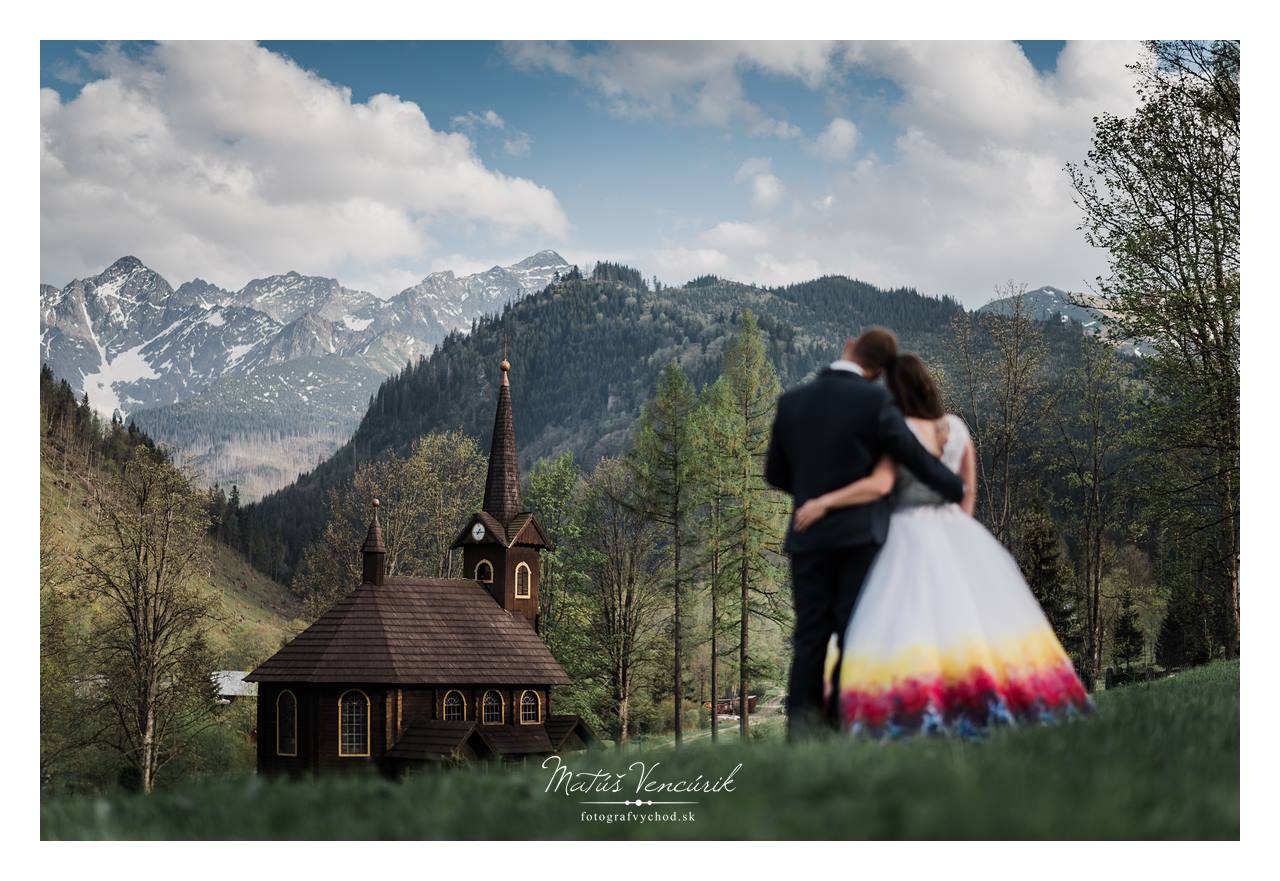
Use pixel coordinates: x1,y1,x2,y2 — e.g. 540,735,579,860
702,221,770,251
732,157,785,211
503,132,532,156
651,40,1144,304
813,117,859,161
734,157,773,183
504,41,825,136
749,174,786,210
41,42,567,294
452,109,506,130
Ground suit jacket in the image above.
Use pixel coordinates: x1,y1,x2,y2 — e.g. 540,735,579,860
765,367,966,554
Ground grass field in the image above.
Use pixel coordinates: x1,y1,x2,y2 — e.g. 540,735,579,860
41,660,1239,840
41,460,302,668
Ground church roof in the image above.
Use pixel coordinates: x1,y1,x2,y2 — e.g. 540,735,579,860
244,576,570,685
385,720,481,761
482,359,522,527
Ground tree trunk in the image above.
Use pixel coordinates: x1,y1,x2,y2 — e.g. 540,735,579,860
739,553,749,738
710,538,719,743
672,515,683,746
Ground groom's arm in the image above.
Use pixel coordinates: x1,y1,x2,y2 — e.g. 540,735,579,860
876,400,965,503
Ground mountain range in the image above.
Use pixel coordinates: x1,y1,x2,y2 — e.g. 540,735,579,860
39,251,571,498
977,285,1155,357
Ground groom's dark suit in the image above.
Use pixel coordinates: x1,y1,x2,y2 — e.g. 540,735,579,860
764,364,965,737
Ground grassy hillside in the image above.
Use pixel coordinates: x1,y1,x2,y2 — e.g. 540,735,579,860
41,459,302,669
41,661,1239,840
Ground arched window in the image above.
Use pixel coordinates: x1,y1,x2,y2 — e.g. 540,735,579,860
482,690,504,725
276,689,297,757
515,562,532,599
520,690,541,724
474,559,494,583
338,690,370,757
443,690,466,721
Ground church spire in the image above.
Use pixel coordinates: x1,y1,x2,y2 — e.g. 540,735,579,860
482,353,522,526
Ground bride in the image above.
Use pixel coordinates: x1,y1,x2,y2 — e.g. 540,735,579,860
793,353,1092,738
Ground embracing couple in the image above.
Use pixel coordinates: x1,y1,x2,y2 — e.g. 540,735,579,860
765,327,1091,741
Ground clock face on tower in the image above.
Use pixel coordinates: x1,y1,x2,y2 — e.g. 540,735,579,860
471,522,486,542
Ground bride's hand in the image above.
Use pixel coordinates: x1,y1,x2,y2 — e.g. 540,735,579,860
794,497,829,532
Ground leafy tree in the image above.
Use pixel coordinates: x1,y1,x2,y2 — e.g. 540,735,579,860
629,360,698,745
75,446,218,793
523,451,584,654
291,431,485,615
1067,40,1240,657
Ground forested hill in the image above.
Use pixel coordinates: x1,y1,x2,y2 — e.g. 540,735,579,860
243,266,965,578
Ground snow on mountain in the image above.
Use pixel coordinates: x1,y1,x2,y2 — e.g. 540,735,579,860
234,272,382,326
382,249,569,340
40,250,572,498
977,285,1156,357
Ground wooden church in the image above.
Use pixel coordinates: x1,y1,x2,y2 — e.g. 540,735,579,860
246,357,595,774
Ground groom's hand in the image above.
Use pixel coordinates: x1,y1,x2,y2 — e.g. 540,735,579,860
793,497,829,532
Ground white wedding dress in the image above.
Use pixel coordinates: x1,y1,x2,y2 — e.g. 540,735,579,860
837,414,1092,738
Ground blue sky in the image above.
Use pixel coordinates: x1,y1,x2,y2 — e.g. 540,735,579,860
40,40,1139,306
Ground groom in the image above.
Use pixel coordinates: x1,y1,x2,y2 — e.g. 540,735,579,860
765,327,965,739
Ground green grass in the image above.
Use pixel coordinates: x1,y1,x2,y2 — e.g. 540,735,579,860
41,661,1239,840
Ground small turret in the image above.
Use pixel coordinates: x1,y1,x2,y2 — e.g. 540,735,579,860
362,499,387,586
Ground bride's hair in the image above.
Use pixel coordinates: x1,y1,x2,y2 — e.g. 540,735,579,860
885,353,945,419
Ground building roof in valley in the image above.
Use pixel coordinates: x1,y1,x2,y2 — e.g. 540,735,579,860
212,670,258,698
244,577,570,685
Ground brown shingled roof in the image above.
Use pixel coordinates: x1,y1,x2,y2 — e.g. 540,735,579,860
545,714,598,750
476,724,554,756
245,577,570,685
385,720,483,761
482,361,522,526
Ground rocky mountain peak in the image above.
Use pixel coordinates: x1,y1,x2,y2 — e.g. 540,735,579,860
512,249,568,270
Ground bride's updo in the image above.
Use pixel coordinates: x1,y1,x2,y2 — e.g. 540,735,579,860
885,353,945,419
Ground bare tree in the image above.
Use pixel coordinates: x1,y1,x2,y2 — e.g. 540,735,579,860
949,282,1047,550
1051,338,1139,688
76,446,218,793
574,458,666,742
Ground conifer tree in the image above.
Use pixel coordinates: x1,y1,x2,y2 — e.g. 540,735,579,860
717,312,787,736
1017,500,1084,665
1112,590,1146,671
691,377,738,740
629,360,698,745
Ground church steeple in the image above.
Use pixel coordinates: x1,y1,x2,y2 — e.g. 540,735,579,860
482,355,522,527
452,353,551,630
